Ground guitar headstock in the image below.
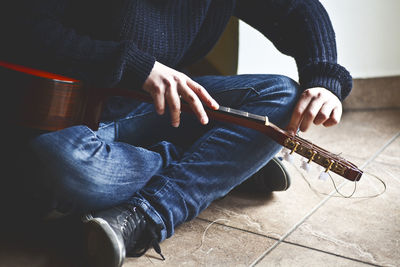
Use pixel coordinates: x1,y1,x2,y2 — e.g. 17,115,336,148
281,134,362,181
207,104,363,182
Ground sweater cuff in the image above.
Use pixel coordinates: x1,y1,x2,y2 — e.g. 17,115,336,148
297,62,353,101
119,42,156,91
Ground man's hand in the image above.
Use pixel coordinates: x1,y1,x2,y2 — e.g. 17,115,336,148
142,61,219,127
287,87,342,134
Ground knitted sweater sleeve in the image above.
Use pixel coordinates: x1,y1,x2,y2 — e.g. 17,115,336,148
6,0,155,90
234,0,352,100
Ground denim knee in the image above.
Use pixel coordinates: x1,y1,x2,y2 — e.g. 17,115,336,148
29,126,162,212
260,75,299,102
276,75,300,102
252,75,300,127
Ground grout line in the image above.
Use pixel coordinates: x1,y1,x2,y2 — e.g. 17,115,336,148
196,217,381,267
249,131,400,267
362,131,400,194
280,240,383,267
196,217,280,242
359,131,400,168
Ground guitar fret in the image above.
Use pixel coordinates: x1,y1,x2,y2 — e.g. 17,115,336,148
218,106,267,123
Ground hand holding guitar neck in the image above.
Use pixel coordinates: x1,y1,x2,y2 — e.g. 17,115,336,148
142,61,219,127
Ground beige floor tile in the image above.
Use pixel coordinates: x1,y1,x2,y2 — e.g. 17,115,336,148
255,243,372,267
285,139,400,267
197,167,325,239
198,111,399,239
124,218,274,267
374,136,400,168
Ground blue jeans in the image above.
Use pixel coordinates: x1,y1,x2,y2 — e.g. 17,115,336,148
29,74,299,241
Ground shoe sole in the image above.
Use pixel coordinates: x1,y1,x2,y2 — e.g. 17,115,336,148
84,217,125,267
271,157,290,191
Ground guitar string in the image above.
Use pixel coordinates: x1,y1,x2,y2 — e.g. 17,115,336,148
330,171,386,199
293,134,348,164
291,162,386,199
294,132,360,172
286,133,385,198
291,129,358,169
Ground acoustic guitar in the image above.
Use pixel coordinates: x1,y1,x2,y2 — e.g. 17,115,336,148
0,60,362,182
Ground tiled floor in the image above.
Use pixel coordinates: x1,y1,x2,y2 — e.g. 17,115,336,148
1,109,399,267
127,109,400,267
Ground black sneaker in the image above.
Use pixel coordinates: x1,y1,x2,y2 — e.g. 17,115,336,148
83,204,164,267
237,157,291,193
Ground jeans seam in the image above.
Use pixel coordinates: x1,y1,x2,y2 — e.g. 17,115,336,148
130,196,168,240
115,120,120,141
113,111,156,142
214,86,260,96
118,110,156,123
146,177,170,199
97,122,114,130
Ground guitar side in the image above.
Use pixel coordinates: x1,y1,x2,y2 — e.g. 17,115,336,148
0,61,103,131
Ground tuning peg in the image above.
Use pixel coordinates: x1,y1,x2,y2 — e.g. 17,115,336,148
282,149,294,164
319,171,329,181
280,148,288,158
281,147,290,155
301,159,311,172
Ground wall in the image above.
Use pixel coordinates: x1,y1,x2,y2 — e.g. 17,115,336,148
237,0,400,80
187,18,239,76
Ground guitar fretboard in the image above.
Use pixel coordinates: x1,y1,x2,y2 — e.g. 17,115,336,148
217,106,269,125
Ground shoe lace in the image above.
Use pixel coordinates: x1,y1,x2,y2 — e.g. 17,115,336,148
130,224,165,260
123,205,165,261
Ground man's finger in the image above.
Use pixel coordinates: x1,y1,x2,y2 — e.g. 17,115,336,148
323,106,342,127
179,83,209,125
299,97,324,132
313,102,333,125
187,79,219,110
287,92,313,134
150,86,165,115
165,83,181,127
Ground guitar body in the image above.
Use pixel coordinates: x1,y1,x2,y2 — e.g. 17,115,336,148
0,61,103,131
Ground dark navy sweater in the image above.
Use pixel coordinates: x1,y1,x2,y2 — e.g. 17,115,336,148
1,0,352,100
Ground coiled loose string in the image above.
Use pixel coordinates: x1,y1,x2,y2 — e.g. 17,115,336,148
292,163,386,199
